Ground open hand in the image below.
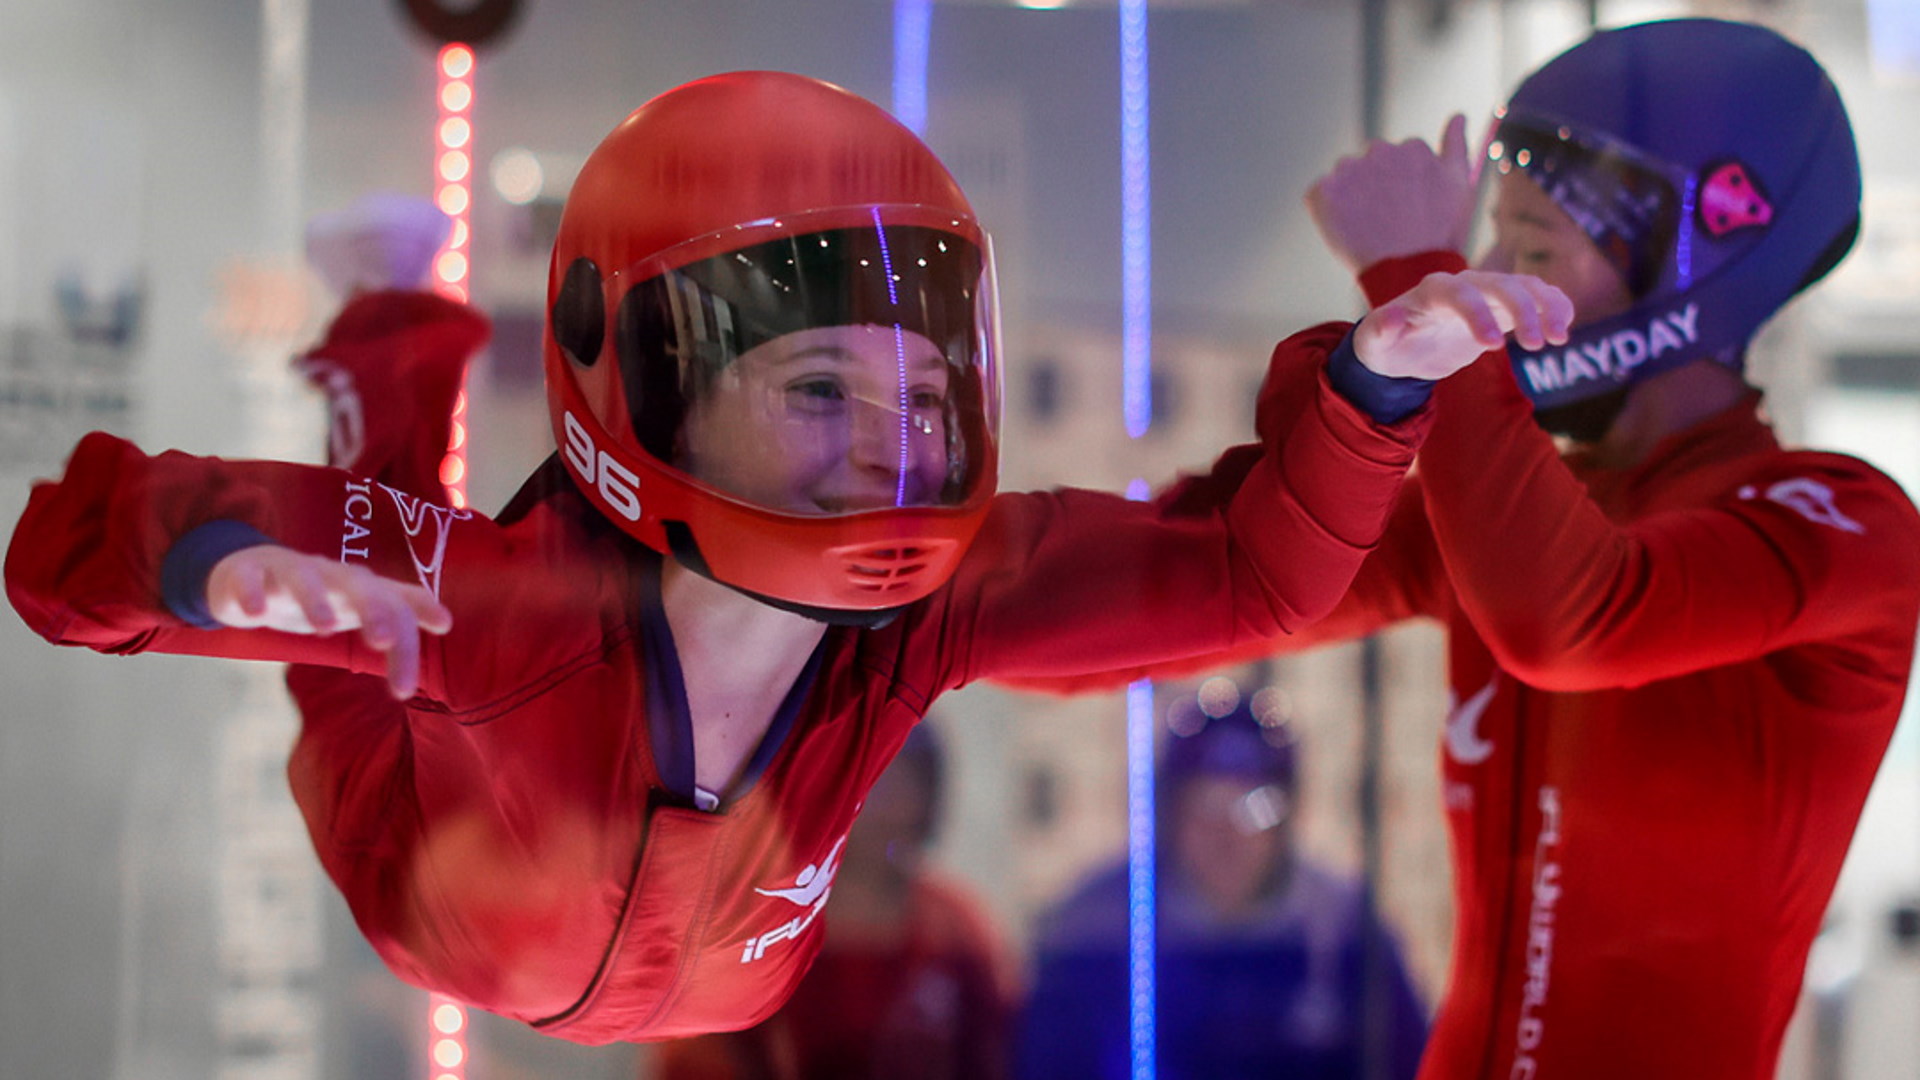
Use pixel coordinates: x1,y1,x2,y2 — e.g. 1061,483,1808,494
205,545,453,699
1353,270,1573,381
1305,114,1481,273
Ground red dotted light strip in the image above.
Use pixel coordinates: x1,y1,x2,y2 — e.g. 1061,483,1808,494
434,43,474,511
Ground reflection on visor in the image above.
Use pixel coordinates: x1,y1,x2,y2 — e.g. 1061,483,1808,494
1489,115,1683,296
612,219,996,518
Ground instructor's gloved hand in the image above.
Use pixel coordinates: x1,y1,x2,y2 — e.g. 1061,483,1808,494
1354,269,1572,381
205,545,453,700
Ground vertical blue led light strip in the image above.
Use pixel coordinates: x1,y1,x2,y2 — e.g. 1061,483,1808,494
1126,671,1157,1080
889,0,932,509
870,207,912,507
1120,0,1152,439
892,0,933,136
1120,2,1155,1077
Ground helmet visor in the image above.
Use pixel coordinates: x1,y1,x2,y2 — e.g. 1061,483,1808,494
608,209,999,518
1489,113,1683,297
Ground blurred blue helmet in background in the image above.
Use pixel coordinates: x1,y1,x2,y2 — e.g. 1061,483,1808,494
1162,677,1298,793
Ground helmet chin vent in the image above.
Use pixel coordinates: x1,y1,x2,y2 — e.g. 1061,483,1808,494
832,539,957,594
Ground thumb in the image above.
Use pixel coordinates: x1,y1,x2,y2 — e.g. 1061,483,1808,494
1360,303,1412,350
1471,115,1499,188
1441,113,1470,178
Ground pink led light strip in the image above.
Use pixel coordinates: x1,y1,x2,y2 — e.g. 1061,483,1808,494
427,41,474,1080
434,43,474,511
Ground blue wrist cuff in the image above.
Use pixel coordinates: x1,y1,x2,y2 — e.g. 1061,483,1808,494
1326,331,1434,425
160,520,277,629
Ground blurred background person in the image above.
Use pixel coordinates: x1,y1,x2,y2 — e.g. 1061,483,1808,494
657,721,1017,1080
1017,681,1427,1080
295,190,491,494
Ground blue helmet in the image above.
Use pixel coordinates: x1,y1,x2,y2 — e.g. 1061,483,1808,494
1488,19,1860,436
1161,678,1298,793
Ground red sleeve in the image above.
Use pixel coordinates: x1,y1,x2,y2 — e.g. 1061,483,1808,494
992,472,1445,695
4,431,509,695
1358,249,1470,307
945,322,1430,684
982,254,1475,695
1417,353,1920,692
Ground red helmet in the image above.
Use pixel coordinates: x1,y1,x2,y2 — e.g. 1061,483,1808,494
544,72,1002,618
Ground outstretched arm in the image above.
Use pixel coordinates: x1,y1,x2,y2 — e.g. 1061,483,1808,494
6,432,480,698
952,270,1567,686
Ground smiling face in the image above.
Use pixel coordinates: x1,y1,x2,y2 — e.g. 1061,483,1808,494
1480,170,1634,328
678,323,954,515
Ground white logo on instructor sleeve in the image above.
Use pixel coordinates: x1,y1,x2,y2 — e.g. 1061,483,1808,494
1445,674,1499,766
1738,477,1865,535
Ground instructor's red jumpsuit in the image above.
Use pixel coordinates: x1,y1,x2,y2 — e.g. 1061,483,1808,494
4,316,1426,1044
1034,251,1920,1078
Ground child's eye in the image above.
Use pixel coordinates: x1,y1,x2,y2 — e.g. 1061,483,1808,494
910,388,946,410
785,378,847,412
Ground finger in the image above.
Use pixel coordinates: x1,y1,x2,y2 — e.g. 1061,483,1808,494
1439,281,1506,349
1525,276,1576,343
233,558,269,620
1352,303,1412,369
1302,181,1351,266
1441,113,1469,177
367,594,421,699
355,589,400,652
290,562,339,633
406,589,454,636
1372,303,1410,339
1505,288,1551,351
1496,277,1548,351
1472,114,1499,188
332,575,415,697
382,608,422,700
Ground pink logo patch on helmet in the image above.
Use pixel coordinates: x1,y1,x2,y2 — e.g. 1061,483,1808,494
1699,162,1773,237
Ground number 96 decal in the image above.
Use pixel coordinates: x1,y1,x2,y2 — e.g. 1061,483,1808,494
563,411,643,522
